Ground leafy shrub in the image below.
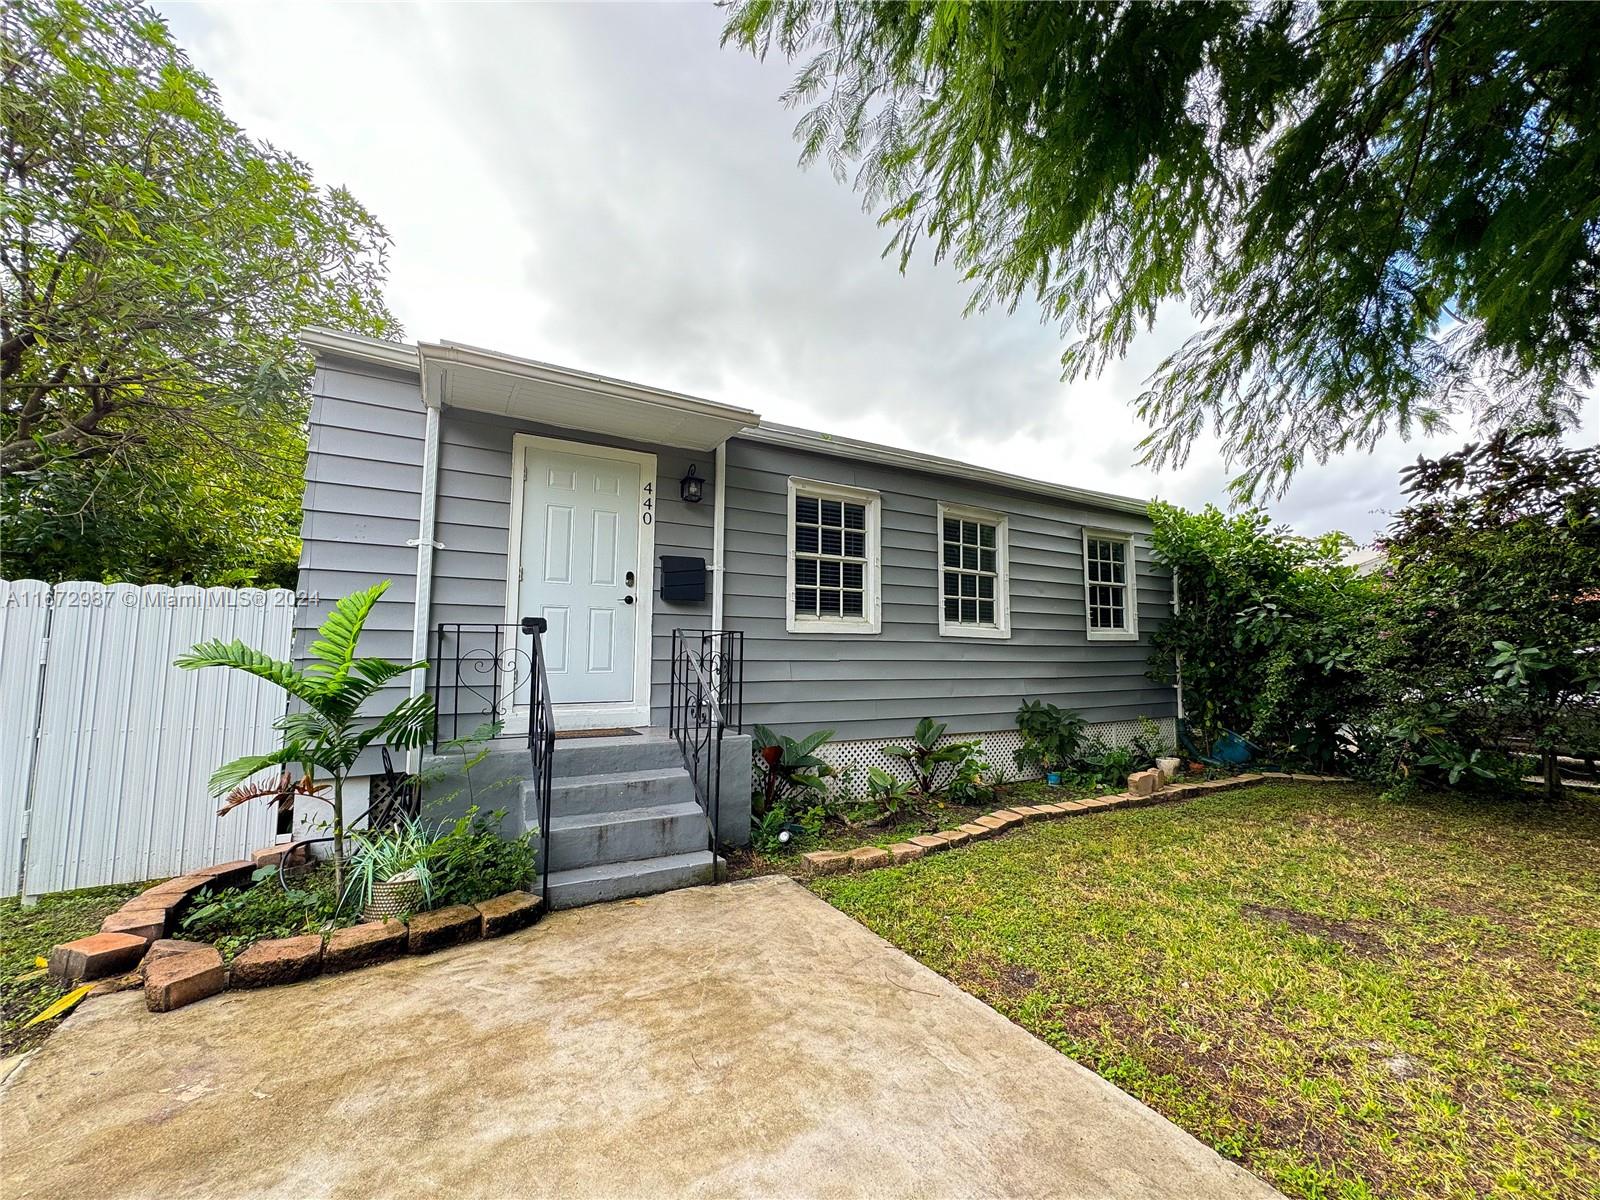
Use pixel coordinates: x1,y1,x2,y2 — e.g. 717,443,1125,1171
425,808,537,908
1147,502,1369,768
180,867,342,960
881,717,977,794
862,765,916,819
1148,428,1600,794
947,752,1010,807
752,725,835,817
1365,428,1600,795
1130,717,1171,768
1072,741,1137,789
1013,700,1087,774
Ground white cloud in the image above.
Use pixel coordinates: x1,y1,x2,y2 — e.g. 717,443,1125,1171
159,0,1596,544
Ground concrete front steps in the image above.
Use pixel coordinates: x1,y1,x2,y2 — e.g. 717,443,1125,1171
522,733,722,909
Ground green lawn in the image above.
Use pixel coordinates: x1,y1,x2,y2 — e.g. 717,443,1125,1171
812,782,1600,1200
0,882,146,1057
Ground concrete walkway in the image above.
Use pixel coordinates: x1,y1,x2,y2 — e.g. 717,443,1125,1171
1,876,1278,1200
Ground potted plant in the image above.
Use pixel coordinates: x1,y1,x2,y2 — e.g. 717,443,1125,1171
344,817,434,921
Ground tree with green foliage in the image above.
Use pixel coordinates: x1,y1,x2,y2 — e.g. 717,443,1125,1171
1146,502,1369,768
176,581,434,892
1,0,399,584
724,1,1599,496
1370,427,1600,796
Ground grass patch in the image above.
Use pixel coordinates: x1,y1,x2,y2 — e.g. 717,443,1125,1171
0,882,147,1056
812,782,1600,1200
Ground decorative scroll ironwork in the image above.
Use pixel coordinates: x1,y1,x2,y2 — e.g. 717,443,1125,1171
431,623,536,749
669,630,745,864
428,619,555,909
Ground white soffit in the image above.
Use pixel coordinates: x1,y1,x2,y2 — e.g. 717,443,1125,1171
419,340,760,452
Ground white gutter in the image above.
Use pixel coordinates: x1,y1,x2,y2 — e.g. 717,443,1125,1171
423,339,760,428
299,326,420,373
711,440,727,630
407,372,444,769
741,423,1151,516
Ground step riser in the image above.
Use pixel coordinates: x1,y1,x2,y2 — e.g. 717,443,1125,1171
547,811,710,872
551,738,685,778
547,855,720,910
527,772,696,820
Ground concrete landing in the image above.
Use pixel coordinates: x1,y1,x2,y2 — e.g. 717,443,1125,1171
0,876,1279,1200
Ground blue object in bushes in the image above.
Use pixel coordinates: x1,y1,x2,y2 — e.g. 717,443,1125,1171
1211,731,1253,766
1046,771,1062,785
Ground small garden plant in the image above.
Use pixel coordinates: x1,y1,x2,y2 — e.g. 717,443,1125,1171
181,867,347,961
745,708,1175,864
750,725,835,852
172,807,537,962
881,717,977,794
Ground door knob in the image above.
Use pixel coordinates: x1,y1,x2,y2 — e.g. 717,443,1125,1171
623,595,635,605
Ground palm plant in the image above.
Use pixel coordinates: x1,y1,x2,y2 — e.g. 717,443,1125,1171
175,581,434,892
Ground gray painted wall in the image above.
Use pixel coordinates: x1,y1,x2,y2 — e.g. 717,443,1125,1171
295,359,424,748
297,353,1175,754
719,437,1175,740
429,408,715,728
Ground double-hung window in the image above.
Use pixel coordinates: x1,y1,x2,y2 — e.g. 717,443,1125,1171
786,478,881,634
937,503,1009,638
1083,530,1138,639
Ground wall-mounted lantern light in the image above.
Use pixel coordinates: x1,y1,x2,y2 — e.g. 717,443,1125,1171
680,464,705,504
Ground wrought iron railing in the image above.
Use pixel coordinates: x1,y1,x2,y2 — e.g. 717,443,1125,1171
430,622,538,750
668,629,744,865
428,619,555,908
524,616,556,911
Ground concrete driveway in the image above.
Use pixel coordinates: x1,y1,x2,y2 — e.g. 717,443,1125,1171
2,875,1278,1199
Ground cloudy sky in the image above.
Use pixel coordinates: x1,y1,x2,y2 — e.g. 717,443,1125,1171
160,1,1595,545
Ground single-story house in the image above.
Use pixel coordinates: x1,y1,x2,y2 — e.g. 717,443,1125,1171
294,328,1177,905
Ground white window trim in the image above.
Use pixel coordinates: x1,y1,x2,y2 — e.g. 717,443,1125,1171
785,476,882,635
1083,528,1139,641
936,501,1011,640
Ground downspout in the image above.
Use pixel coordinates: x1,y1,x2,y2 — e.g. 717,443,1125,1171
407,372,444,771
711,439,727,631
1172,566,1184,723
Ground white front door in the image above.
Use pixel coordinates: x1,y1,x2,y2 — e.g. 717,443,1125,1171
513,438,652,715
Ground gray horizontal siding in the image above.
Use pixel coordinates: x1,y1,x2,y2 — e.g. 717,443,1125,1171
295,359,426,772
428,410,714,725
720,437,1174,741
297,353,1174,752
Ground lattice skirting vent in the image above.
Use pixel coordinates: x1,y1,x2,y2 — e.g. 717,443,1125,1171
814,717,1178,798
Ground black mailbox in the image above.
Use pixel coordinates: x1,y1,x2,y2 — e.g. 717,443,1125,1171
659,555,707,604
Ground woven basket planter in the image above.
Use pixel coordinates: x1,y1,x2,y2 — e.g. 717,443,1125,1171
362,871,424,923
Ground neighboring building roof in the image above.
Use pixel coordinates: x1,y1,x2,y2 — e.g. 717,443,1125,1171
1345,547,1387,575
299,327,1151,518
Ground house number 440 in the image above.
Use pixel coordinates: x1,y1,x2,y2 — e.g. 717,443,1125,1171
642,481,654,525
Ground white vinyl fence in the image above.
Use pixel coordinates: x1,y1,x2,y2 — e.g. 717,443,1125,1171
1,580,295,899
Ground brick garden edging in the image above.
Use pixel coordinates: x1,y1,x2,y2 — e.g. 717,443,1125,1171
47,842,545,1013
799,771,1353,878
